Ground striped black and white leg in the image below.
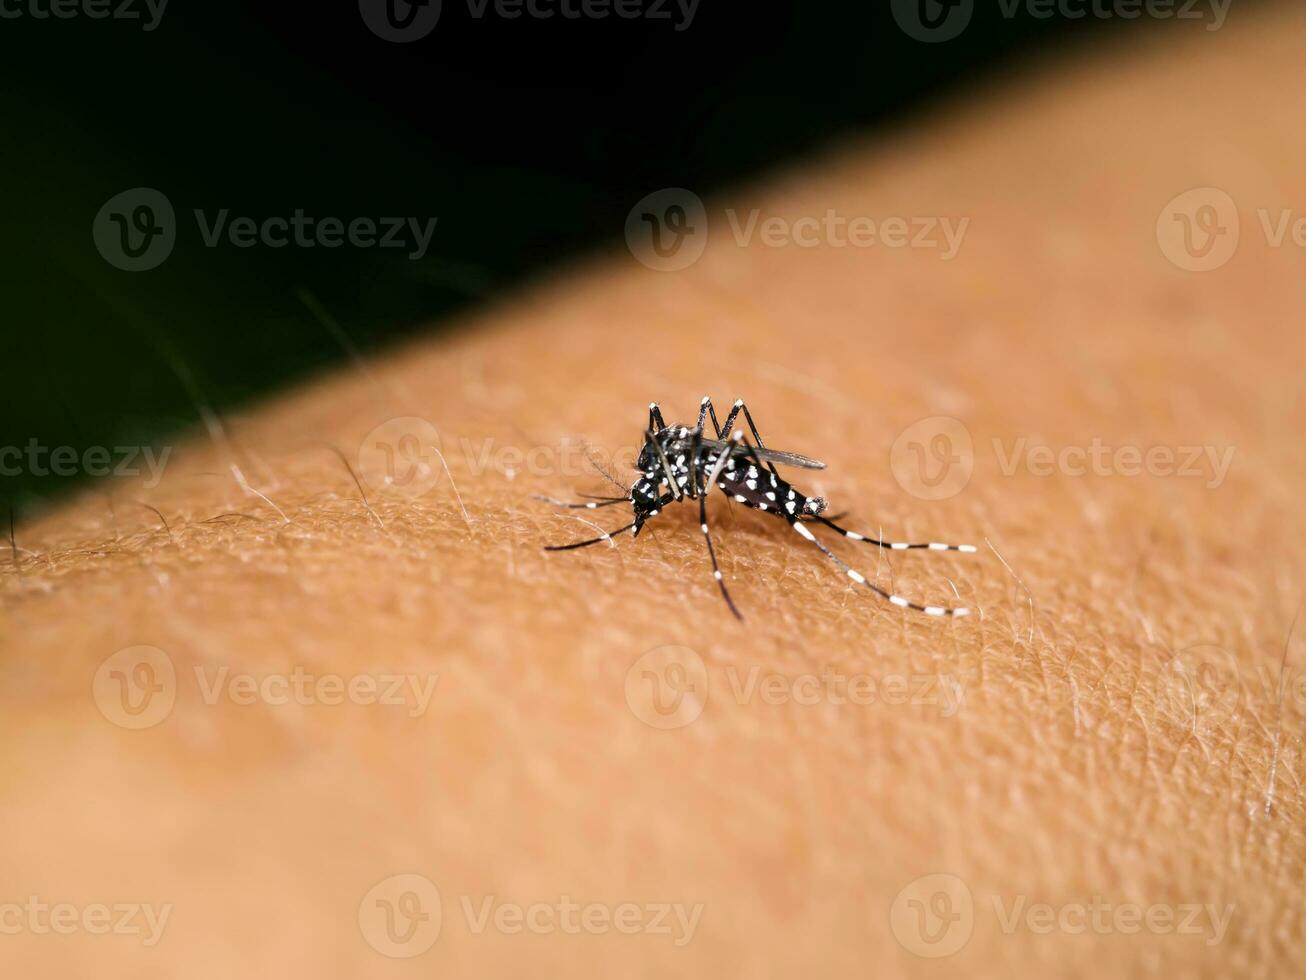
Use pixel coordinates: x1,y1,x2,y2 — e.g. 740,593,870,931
698,396,781,482
533,494,630,510
813,516,977,554
691,426,743,619
718,398,784,481
700,497,741,618
645,426,684,501
789,518,971,617
695,395,717,435
648,402,668,433
730,433,969,618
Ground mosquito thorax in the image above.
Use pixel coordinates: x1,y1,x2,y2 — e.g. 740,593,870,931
661,425,697,453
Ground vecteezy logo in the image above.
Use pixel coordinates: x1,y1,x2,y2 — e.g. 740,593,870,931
890,0,974,42
358,873,442,957
92,188,176,272
889,873,974,958
890,416,974,501
625,645,709,729
1156,187,1240,272
93,645,177,729
359,0,442,42
356,417,445,499
625,188,709,272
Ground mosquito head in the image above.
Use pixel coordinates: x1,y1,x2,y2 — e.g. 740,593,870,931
802,496,828,516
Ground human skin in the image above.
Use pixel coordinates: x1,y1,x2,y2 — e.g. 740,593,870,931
3,6,1306,978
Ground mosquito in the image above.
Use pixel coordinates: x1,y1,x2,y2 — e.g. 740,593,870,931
538,397,975,620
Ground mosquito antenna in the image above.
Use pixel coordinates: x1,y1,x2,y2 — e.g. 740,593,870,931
580,440,628,496
544,520,637,551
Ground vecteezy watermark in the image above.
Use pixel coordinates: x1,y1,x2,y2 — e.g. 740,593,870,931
890,873,975,957
358,874,703,957
1009,0,1231,30
357,417,447,499
988,895,1234,946
1163,642,1306,716
192,210,436,259
454,433,652,483
359,874,444,958
193,667,438,718
0,440,172,488
356,420,658,498
723,209,968,258
890,417,975,502
358,0,443,41
624,188,709,272
93,646,439,729
890,873,1235,956
889,417,1236,500
624,646,967,727
625,645,709,730
724,666,966,717
92,188,177,272
0,0,169,31
625,188,970,271
458,896,702,947
93,188,438,271
466,0,700,30
1156,187,1240,271
1157,186,1306,272
0,897,172,946
358,0,700,41
991,438,1235,488
891,0,1228,43
93,646,177,729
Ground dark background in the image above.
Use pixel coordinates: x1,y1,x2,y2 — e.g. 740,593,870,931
1,0,1216,513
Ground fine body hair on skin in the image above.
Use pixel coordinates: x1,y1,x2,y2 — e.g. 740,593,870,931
3,7,1306,978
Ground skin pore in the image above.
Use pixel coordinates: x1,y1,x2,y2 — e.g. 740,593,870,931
3,6,1306,977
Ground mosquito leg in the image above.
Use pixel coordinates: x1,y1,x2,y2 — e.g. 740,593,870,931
716,400,742,439
704,430,739,488
717,399,768,447
720,431,966,614
723,419,973,553
697,395,726,437
699,481,742,618
688,426,742,619
682,424,704,500
645,427,683,501
719,399,782,482
787,517,970,616
533,494,630,510
647,402,668,433
812,515,978,553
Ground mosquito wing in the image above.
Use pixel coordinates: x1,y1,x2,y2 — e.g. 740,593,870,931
699,437,826,470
